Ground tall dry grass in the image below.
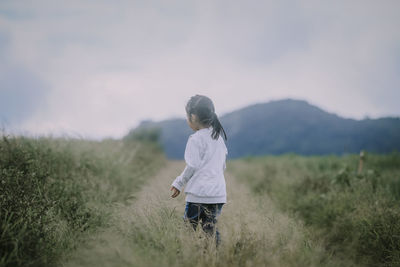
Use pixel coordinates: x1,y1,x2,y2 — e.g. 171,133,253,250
229,153,400,266
0,135,165,267
65,161,346,267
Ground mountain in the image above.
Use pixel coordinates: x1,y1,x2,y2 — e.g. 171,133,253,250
124,99,400,159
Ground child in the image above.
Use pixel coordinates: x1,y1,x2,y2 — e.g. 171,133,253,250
170,95,228,246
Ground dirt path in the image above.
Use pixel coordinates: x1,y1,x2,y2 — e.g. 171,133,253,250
62,160,338,267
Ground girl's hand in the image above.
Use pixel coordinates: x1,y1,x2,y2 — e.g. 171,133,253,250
170,186,180,198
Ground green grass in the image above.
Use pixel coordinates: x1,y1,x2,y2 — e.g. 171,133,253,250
0,135,165,267
2,131,399,267
67,160,346,267
229,152,400,266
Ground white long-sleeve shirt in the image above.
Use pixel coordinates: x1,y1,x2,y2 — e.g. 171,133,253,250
171,126,228,203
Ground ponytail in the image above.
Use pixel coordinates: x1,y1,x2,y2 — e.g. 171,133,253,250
211,112,227,141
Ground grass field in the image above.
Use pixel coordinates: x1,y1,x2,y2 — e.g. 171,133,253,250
1,134,399,266
0,135,165,266
64,161,343,267
229,153,400,266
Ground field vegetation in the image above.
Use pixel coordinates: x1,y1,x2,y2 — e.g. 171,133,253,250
2,130,399,267
0,135,165,266
65,161,345,267
229,152,400,266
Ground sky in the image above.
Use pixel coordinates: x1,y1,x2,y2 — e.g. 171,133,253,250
1,0,399,139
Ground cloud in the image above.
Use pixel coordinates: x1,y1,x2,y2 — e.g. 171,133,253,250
0,66,50,125
0,31,9,61
0,0,399,138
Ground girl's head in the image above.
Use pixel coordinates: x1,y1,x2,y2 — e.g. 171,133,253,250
185,95,227,141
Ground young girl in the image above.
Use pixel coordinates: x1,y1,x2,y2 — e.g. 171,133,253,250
170,95,228,246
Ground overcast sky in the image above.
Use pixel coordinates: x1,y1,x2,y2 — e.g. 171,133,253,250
1,0,399,139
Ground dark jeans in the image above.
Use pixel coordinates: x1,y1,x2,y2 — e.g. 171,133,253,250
183,202,224,246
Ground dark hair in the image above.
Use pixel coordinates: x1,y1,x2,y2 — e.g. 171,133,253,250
185,95,227,141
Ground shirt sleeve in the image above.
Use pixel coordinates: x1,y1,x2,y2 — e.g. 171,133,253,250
184,136,202,169
223,142,228,171
171,136,202,191
171,165,196,191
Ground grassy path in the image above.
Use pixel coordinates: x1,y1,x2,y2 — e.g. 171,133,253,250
62,160,342,267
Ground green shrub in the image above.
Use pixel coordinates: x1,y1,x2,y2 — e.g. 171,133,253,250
124,126,162,144
357,206,400,265
230,152,400,266
0,135,165,266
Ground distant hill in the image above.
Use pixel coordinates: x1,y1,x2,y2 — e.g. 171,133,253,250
124,99,400,158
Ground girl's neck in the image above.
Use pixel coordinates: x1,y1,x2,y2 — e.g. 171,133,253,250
196,125,210,131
